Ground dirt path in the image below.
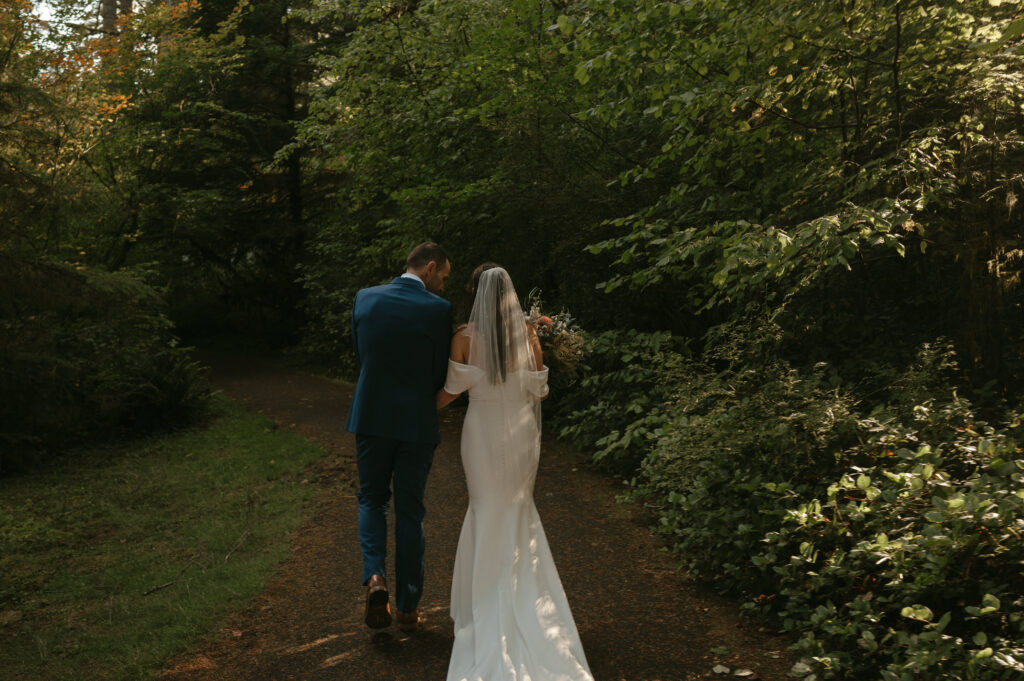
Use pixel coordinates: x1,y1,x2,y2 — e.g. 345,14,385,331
163,351,795,681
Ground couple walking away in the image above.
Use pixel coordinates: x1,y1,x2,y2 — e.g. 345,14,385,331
346,242,595,681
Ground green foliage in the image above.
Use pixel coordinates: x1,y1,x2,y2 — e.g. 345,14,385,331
553,329,684,470
0,0,101,253
0,1,45,241
758,398,1024,680
565,0,1024,382
626,319,858,578
628,337,1024,680
295,0,649,334
101,0,316,341
0,256,208,471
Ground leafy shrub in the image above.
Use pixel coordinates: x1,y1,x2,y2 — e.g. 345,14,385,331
0,255,209,472
626,335,1024,680
633,318,860,587
552,329,686,471
750,397,1024,680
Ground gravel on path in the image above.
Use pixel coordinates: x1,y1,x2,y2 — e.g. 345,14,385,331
161,351,795,681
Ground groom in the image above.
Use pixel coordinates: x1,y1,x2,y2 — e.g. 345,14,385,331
346,242,452,633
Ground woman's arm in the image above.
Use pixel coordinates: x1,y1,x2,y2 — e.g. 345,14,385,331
525,322,548,400
437,328,470,409
527,323,544,371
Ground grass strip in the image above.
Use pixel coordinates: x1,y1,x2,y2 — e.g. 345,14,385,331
0,394,327,681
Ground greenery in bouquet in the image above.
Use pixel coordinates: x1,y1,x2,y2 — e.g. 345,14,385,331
523,289,586,379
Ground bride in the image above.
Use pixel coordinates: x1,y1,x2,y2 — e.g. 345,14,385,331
437,264,594,681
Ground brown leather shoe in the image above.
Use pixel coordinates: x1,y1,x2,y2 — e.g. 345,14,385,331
364,575,391,629
395,609,419,633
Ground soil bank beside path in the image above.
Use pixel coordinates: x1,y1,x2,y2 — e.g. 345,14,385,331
163,351,795,681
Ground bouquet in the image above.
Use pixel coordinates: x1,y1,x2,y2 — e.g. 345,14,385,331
523,289,585,377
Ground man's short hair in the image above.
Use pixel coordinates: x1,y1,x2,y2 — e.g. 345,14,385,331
406,242,449,270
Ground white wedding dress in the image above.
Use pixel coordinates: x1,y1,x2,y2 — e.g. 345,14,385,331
444,356,594,681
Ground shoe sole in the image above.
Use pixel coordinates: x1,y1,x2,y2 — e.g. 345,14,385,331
365,589,391,629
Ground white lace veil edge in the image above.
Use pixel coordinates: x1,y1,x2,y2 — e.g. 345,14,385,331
465,267,536,385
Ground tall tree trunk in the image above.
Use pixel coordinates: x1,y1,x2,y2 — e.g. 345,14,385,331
283,7,304,232
101,0,132,34
100,0,117,33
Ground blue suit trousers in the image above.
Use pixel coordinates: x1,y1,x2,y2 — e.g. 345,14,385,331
355,434,435,613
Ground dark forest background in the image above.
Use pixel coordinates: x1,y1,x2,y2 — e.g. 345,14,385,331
4,1,1024,677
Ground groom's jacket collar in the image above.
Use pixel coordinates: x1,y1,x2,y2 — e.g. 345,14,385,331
392,275,427,290
398,272,426,288
390,275,445,300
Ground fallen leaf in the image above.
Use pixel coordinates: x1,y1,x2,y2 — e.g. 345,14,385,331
791,661,813,676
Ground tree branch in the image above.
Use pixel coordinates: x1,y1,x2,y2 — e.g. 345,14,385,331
746,98,849,131
892,1,903,146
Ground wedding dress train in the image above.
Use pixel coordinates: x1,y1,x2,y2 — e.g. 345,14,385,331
444,359,594,681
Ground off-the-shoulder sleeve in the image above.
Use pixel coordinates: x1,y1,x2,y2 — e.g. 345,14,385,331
523,366,549,399
444,360,483,395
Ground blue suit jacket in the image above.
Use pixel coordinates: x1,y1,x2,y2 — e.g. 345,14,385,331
345,277,453,444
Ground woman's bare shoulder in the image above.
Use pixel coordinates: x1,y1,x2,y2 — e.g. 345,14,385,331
450,325,471,362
